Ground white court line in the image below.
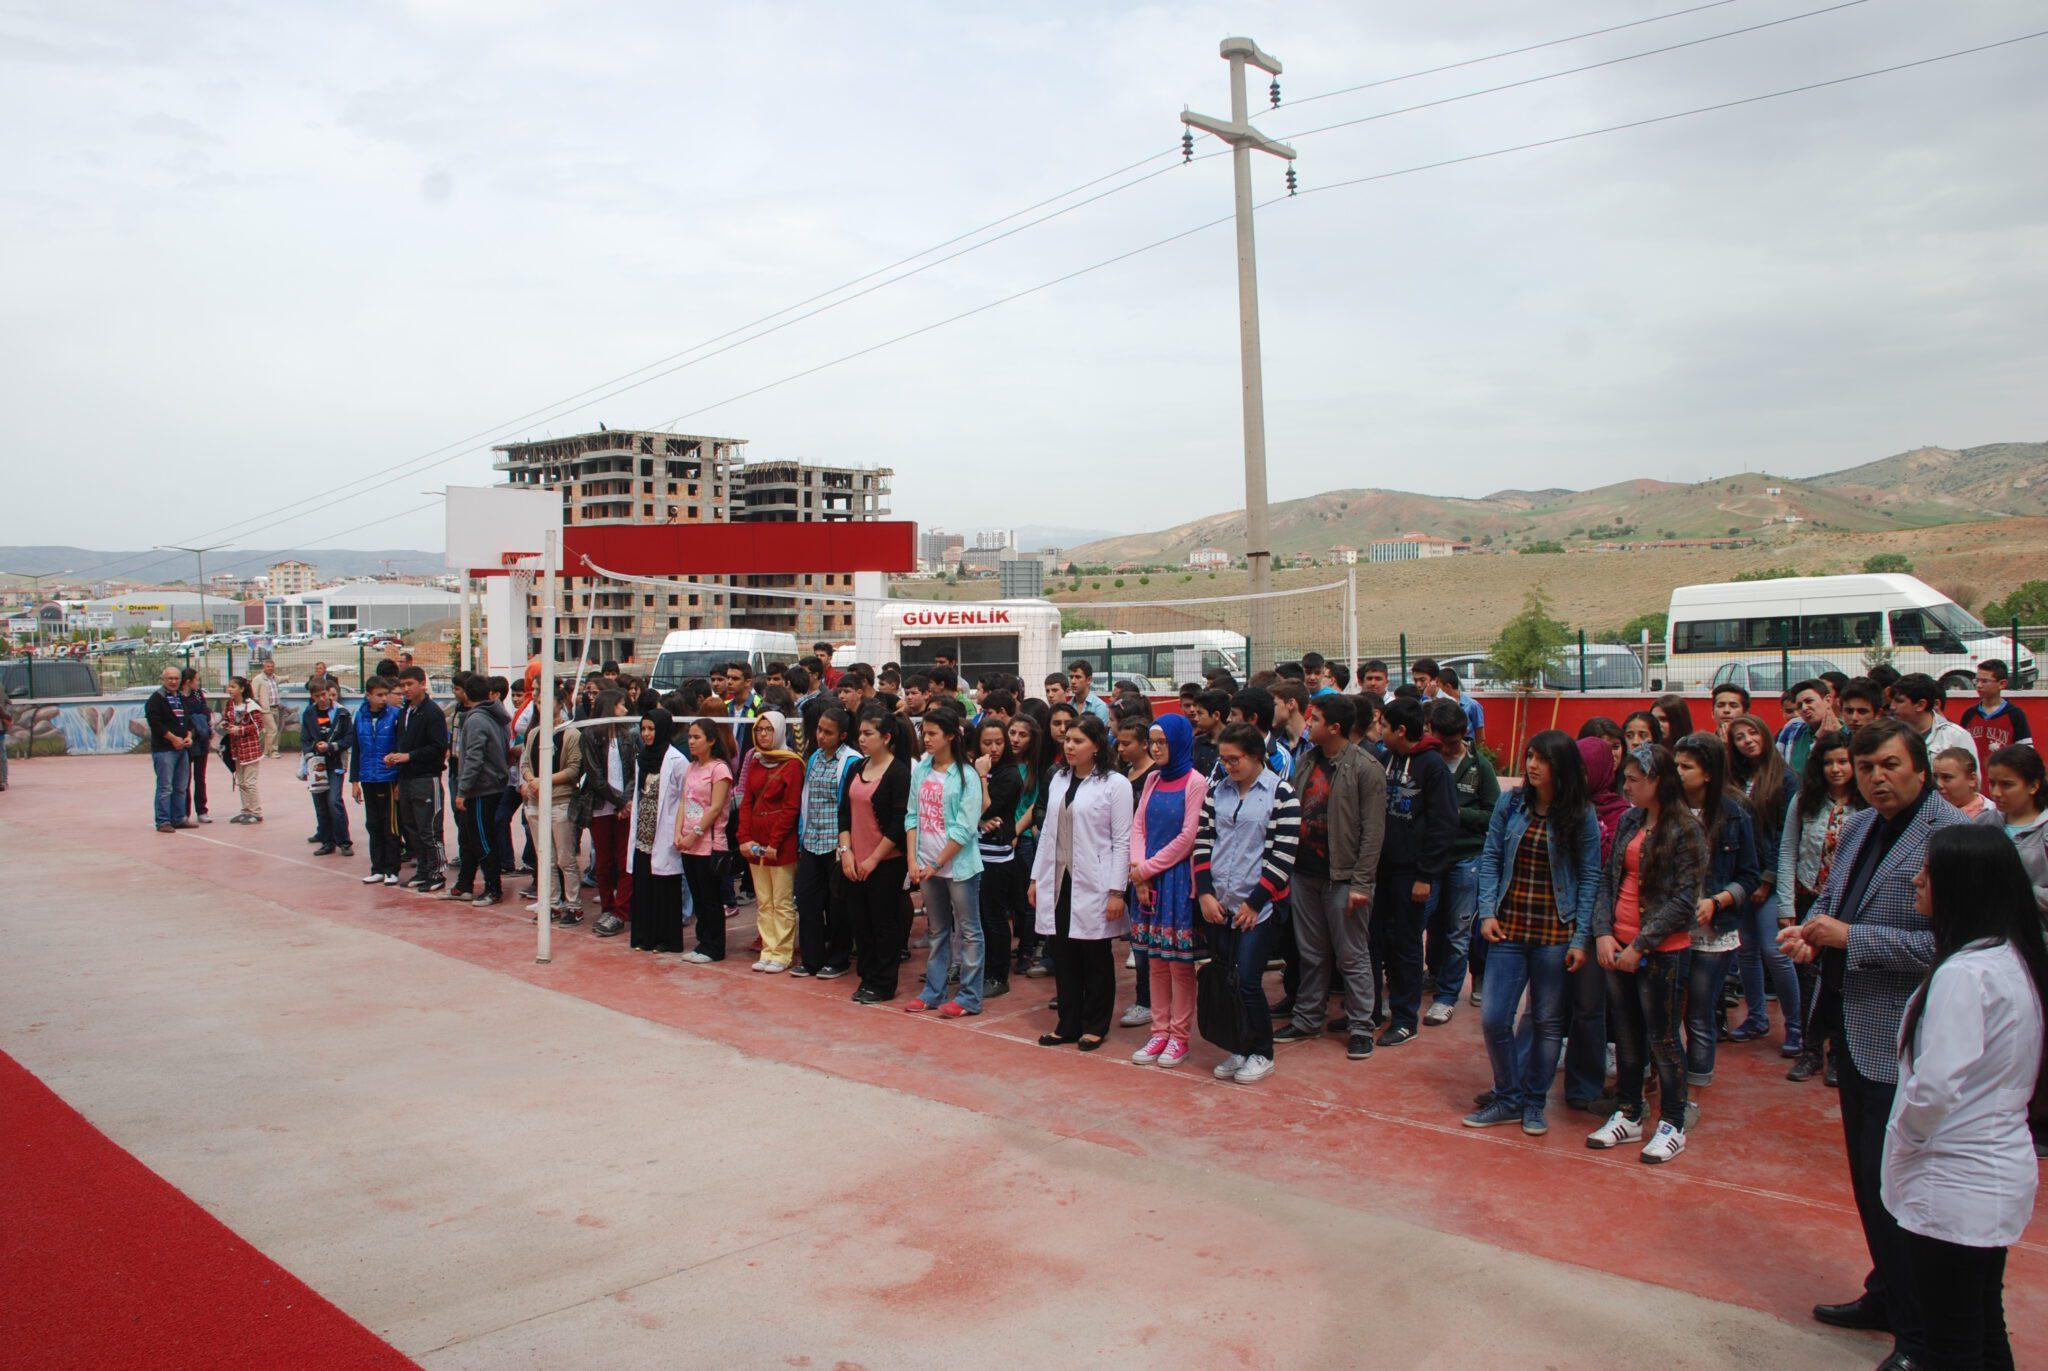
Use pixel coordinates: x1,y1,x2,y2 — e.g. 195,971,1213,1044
155,827,2048,1256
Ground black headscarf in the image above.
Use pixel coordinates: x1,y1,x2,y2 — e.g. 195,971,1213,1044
638,706,675,778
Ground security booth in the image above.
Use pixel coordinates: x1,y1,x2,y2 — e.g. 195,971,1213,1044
858,600,1062,685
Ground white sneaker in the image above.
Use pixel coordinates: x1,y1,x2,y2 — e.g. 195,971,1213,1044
383,874,400,886
1124,948,1137,970
1640,1121,1687,1165
361,872,384,884
1132,1034,1169,1065
1586,1111,1645,1150
761,961,788,974
682,951,714,964
1423,1001,1454,1026
751,959,770,972
1213,1053,1246,1080
1232,1054,1275,1084
1119,1003,1154,1028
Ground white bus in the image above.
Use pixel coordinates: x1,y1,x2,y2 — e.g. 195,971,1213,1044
1664,574,2034,692
649,629,799,690
1060,629,1247,688
857,600,1062,687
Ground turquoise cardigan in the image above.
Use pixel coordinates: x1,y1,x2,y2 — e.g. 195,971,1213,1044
904,753,986,880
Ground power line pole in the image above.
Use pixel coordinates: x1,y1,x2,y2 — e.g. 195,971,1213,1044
1183,36,1295,671
154,542,231,642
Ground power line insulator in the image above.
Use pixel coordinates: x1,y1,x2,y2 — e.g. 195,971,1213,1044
1181,129,1194,162
1285,165,1298,196
1270,79,1282,108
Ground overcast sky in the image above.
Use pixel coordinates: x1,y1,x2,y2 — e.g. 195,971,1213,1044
3,0,2043,566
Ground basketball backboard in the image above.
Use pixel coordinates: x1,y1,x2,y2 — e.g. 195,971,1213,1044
444,484,561,575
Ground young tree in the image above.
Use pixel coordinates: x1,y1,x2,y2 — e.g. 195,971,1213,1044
1983,580,2048,625
1863,552,1914,574
1490,587,1570,690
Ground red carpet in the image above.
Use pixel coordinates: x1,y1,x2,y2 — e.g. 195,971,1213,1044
0,1051,418,1371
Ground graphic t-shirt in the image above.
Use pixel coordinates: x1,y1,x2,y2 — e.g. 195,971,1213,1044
1295,752,1335,881
680,760,731,855
917,773,951,876
1962,700,2032,789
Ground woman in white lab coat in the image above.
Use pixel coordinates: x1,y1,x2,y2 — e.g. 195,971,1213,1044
1884,824,2047,1371
1030,714,1133,1051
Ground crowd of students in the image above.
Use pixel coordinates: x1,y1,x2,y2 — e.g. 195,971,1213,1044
140,643,2045,1368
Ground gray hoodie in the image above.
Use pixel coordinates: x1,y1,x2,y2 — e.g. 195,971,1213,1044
457,699,511,798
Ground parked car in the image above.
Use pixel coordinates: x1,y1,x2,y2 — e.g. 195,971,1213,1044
1434,644,1647,693
1709,658,1844,696
0,658,102,700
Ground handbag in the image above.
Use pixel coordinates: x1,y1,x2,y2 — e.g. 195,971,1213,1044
1196,950,1251,1056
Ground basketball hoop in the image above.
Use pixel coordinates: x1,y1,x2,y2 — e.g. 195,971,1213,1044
501,550,539,592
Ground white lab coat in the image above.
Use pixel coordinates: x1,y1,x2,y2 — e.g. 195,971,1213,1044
1031,768,1133,941
1881,939,2044,1248
628,747,691,877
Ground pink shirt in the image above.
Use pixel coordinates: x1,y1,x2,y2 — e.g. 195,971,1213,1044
1130,771,1209,880
680,760,732,855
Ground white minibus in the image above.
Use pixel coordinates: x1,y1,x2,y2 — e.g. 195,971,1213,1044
1060,629,1247,687
649,629,799,690
1664,574,2034,691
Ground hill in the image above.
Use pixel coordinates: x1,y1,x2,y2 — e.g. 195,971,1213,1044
1810,441,2048,519
1065,441,2043,566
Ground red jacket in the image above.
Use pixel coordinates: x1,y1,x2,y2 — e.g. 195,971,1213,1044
736,756,801,865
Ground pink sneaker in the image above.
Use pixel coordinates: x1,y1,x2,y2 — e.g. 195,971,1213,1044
1157,1038,1190,1069
1131,1033,1169,1065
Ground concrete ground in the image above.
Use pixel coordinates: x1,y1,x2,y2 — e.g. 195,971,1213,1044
4,756,2041,1369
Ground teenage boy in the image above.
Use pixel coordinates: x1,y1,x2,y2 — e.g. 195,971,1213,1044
1838,678,1883,731
384,666,449,891
302,679,355,856
813,642,843,689
1786,680,1841,773
446,674,512,907
1270,680,1313,770
1424,699,1497,1025
1372,696,1457,1047
1067,660,1113,725
1435,666,1484,746
1410,658,1441,699
1042,673,1070,706
1961,659,2032,785
1711,682,1751,735
1300,652,1336,696
1189,689,1228,781
1226,687,1291,778
1889,673,1973,759
1360,660,1390,699
722,661,762,717
901,673,932,719
835,664,875,716
350,677,404,884
1275,694,1386,1059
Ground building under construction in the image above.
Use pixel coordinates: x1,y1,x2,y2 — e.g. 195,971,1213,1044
491,430,891,663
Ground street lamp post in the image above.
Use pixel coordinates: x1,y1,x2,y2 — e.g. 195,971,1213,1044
154,543,232,668
1182,37,1296,671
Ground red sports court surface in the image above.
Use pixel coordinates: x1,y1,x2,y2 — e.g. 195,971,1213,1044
3,756,2043,1365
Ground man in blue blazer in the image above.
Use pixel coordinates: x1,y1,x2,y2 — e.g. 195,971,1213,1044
1782,718,1966,1371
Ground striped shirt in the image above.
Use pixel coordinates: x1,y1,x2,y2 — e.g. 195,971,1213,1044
1192,768,1300,921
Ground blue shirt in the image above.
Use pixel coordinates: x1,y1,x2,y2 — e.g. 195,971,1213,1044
1207,767,1282,916
1075,689,1112,726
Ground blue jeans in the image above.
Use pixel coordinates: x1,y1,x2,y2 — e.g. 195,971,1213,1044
919,872,985,1012
1683,949,1733,1084
1479,939,1571,1116
311,777,351,847
1426,856,1479,1006
151,749,190,828
1733,894,1803,1050
1209,916,1275,1060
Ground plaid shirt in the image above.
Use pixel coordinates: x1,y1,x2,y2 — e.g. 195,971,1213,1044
224,702,265,765
1494,812,1566,945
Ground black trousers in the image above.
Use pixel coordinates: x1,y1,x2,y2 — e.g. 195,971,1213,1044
361,781,401,875
1839,1047,1926,1359
454,789,507,895
682,852,727,960
1905,1230,2011,1370
400,776,442,881
1607,954,1687,1129
849,858,909,996
1370,867,1430,1032
794,848,850,973
631,850,684,952
1050,873,1115,1039
979,856,1020,983
1272,894,1301,1004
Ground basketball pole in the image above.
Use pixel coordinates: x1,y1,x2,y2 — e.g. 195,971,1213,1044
535,530,557,966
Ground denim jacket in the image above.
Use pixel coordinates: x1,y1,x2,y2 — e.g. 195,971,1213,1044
1696,792,1763,940
904,754,985,880
1475,789,1602,953
1590,806,1709,952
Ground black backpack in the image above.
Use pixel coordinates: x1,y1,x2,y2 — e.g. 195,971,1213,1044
1196,954,1251,1055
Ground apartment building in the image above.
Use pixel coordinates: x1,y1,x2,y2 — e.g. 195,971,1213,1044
491,430,890,662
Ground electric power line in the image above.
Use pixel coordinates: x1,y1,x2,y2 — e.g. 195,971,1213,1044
89,3,1753,584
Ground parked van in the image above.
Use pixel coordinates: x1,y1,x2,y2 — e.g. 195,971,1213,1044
857,600,1062,688
1060,629,1247,687
648,629,799,691
1664,574,2034,691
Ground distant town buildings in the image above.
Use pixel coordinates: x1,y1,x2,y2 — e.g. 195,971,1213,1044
919,528,964,569
267,559,318,596
1365,533,1457,563
1187,546,1232,569
1328,545,1359,566
264,579,461,639
492,429,890,662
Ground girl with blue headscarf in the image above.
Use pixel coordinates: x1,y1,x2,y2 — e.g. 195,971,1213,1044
1127,711,1210,1068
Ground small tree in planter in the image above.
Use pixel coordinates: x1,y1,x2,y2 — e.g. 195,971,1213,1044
1488,587,1570,772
